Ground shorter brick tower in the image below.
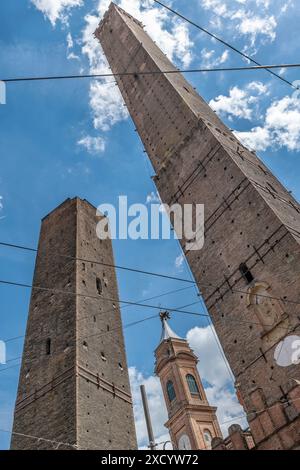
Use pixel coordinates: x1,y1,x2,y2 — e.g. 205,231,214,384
155,312,222,450
11,197,137,450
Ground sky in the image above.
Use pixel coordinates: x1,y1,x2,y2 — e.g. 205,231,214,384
0,0,300,450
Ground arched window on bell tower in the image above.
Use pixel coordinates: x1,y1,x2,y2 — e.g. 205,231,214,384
166,380,176,402
203,429,213,450
186,374,202,398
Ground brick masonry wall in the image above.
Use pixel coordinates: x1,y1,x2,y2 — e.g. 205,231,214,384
11,199,78,450
11,198,137,450
76,199,137,450
96,4,300,449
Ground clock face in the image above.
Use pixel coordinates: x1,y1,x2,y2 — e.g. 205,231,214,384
178,434,191,450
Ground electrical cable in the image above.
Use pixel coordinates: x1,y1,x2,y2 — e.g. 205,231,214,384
0,313,158,374
1,241,299,305
152,0,297,89
2,64,300,83
3,284,194,344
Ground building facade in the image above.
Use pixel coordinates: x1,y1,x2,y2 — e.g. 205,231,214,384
11,197,137,450
96,3,300,449
155,312,222,450
212,424,255,451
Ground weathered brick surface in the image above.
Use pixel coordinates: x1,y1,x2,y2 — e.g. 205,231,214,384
11,198,137,450
96,3,300,449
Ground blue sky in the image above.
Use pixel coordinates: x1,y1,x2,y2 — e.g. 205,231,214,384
0,0,300,449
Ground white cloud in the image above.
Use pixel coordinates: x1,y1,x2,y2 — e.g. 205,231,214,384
0,195,5,220
211,86,253,120
64,162,91,177
255,0,271,7
219,50,229,64
31,0,194,148
201,48,229,68
66,32,80,60
210,81,300,153
234,126,271,152
187,325,247,435
77,135,106,155
109,0,193,67
205,384,247,435
202,0,228,16
209,81,267,121
166,22,193,68
280,0,294,14
236,94,300,152
79,11,128,132
81,12,105,74
232,11,277,47
31,0,83,26
247,81,268,94
90,81,129,132
129,366,170,449
264,95,300,150
175,253,184,269
66,31,73,49
80,0,194,136
201,0,281,52
146,191,160,204
187,326,232,392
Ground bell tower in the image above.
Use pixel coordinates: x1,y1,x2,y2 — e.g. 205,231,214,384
155,312,222,450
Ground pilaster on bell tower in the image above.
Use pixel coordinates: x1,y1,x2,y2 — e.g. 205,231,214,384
155,312,222,450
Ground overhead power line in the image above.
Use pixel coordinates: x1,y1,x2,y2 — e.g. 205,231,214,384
0,276,296,340
0,289,293,381
179,242,235,383
219,394,300,429
1,375,300,445
0,313,159,374
1,64,300,84
6,285,194,342
0,299,207,376
1,300,205,372
2,397,300,447
1,293,297,447
0,240,196,285
152,0,297,90
3,284,194,345
0,241,299,306
0,277,210,317
0,428,76,449
0,363,21,373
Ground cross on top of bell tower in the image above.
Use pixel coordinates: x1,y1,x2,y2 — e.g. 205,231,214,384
159,311,182,344
159,310,170,322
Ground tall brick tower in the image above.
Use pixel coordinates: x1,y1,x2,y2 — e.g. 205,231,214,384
96,3,300,449
11,198,137,450
155,312,222,450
